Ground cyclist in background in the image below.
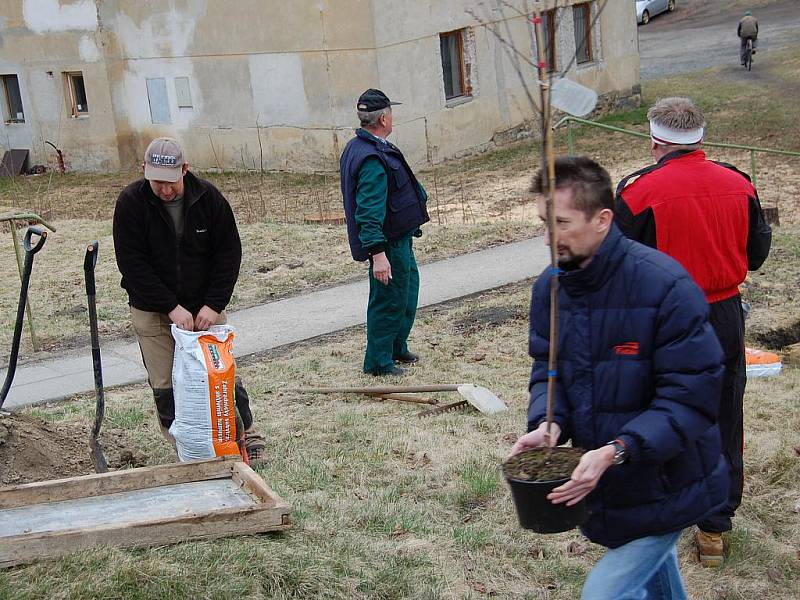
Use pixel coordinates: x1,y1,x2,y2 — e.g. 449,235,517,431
737,11,758,66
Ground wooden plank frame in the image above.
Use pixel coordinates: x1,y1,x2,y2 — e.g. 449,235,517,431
0,456,291,568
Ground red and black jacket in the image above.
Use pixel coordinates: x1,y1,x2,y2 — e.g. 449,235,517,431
615,150,771,303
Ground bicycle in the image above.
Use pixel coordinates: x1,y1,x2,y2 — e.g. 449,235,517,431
742,38,754,71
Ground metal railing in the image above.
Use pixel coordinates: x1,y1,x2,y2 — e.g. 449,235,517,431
553,115,800,187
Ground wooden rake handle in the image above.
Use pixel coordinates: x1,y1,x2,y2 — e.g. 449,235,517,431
290,385,461,395
365,393,438,406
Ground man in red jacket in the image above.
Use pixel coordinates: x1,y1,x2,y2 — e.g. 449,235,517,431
615,97,771,567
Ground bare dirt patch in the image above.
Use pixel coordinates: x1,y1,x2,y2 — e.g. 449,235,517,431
753,319,800,350
454,305,527,335
0,413,144,486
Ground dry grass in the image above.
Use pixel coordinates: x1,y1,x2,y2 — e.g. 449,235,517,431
0,219,533,356
2,279,798,599
2,46,798,358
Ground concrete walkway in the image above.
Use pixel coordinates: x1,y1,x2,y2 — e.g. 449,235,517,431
3,236,549,410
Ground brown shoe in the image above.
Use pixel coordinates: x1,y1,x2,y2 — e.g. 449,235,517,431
244,427,267,467
696,529,724,567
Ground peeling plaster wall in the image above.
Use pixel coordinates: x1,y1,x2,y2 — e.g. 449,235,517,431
0,0,121,171
102,0,371,171
1,0,638,173
22,0,97,33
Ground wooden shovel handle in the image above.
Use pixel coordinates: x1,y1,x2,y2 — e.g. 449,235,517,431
365,393,438,406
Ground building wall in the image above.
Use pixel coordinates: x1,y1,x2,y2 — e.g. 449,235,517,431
0,0,121,171
373,0,640,165
100,0,371,172
0,0,639,173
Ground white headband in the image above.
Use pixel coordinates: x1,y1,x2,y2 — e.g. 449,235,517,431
649,120,704,145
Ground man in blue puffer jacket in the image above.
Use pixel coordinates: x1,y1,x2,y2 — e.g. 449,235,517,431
510,156,728,599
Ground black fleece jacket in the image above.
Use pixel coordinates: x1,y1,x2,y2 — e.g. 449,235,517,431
113,172,242,315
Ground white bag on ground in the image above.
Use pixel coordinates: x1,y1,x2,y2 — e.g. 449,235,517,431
745,347,782,378
170,324,240,461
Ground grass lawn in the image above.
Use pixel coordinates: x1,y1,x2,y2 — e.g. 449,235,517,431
2,279,798,599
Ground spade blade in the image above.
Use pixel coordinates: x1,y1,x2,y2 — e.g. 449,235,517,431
457,384,508,415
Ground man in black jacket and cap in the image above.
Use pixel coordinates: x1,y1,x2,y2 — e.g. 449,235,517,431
113,137,266,464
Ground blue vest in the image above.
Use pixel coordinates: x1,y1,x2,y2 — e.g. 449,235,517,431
339,129,429,261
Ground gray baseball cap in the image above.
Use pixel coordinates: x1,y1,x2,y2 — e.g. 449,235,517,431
144,137,186,182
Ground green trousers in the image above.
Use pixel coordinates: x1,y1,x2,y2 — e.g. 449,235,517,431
363,235,419,374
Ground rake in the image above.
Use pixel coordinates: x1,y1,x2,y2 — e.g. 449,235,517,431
290,384,508,416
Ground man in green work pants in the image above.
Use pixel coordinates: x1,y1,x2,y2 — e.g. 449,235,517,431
340,89,430,376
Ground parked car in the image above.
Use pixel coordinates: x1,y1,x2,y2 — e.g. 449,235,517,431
636,0,675,25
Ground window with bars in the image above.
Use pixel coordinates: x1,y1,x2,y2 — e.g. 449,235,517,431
1,75,25,123
65,72,89,116
573,3,593,64
440,29,468,100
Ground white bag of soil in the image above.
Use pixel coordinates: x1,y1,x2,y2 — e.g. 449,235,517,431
170,324,241,462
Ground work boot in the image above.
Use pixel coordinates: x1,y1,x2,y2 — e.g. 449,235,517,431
695,529,724,567
244,426,267,467
393,351,419,364
372,365,406,377
159,423,178,455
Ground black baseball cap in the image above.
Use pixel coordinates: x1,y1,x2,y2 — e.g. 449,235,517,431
356,89,402,112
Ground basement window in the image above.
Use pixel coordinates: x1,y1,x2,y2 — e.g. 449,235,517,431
573,3,593,64
65,72,89,116
1,75,25,123
440,29,472,101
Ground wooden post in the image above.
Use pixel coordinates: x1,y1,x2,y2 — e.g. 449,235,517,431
532,8,560,444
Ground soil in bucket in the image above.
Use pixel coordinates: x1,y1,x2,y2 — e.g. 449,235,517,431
503,447,588,534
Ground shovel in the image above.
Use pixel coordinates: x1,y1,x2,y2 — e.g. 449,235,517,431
84,241,108,473
0,227,47,411
291,384,508,415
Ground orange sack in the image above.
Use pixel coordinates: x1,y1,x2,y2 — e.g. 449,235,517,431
745,347,782,378
170,325,240,461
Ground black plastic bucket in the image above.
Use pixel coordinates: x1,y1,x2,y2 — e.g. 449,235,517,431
503,448,588,534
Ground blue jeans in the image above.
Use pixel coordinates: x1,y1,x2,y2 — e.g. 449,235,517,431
581,531,687,600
